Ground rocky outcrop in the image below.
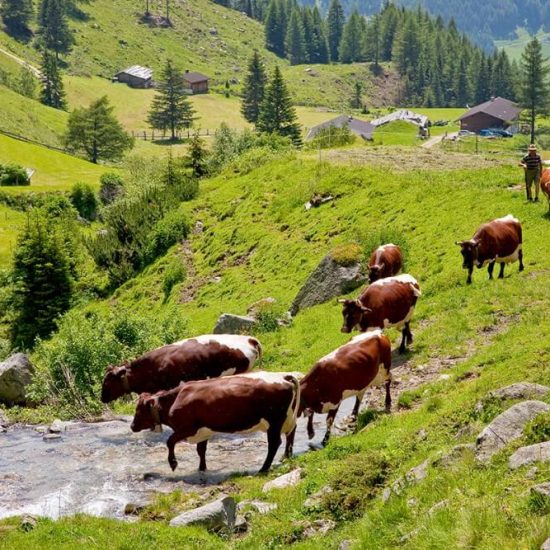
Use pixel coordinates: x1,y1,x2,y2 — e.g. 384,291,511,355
509,442,550,470
169,495,236,531
531,482,550,501
475,401,550,463
0,353,35,406
213,314,258,335
487,383,550,401
237,500,277,515
289,254,366,316
383,459,430,502
262,469,302,493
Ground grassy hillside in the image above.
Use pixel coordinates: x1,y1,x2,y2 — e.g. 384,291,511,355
2,144,549,547
0,204,25,266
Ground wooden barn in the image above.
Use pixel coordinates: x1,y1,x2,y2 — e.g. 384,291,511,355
459,97,522,134
183,70,209,94
114,65,153,88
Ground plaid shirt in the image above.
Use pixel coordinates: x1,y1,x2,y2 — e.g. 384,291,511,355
522,153,542,170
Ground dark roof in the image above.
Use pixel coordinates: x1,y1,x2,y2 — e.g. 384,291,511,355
116,65,153,80
183,71,209,84
459,97,522,122
306,115,375,140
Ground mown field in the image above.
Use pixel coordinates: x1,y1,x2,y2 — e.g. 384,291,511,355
1,144,549,547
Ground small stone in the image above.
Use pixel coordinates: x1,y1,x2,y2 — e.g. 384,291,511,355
20,515,37,532
0,353,35,405
525,467,538,479
428,499,449,516
509,442,550,470
531,482,550,500
407,498,418,507
417,428,428,441
405,459,429,483
234,515,248,533
303,519,336,538
237,500,277,515
382,487,392,503
439,374,451,381
169,495,236,531
542,537,550,550
49,419,65,433
303,486,333,509
43,433,61,441
262,469,302,493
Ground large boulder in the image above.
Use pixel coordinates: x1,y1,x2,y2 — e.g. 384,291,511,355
475,400,550,463
289,254,366,316
509,442,550,470
487,383,550,401
0,353,35,406
169,495,236,531
542,538,550,550
213,314,258,335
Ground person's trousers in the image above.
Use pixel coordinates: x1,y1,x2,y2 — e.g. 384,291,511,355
525,168,540,200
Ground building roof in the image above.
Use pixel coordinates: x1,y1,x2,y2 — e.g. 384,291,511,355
183,71,209,84
306,115,375,141
370,109,429,128
116,65,153,81
459,97,522,122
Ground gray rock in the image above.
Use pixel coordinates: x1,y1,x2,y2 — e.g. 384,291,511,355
542,537,550,550
234,515,248,533
0,353,35,405
531,482,550,500
476,401,550,463
262,469,302,492
384,459,430,501
488,383,550,401
303,485,333,509
169,495,236,531
289,254,366,316
428,499,449,516
302,519,336,538
247,297,277,318
509,442,550,470
435,443,475,468
213,314,258,335
237,500,277,515
49,419,66,433
20,515,37,532
43,433,61,441
0,409,9,427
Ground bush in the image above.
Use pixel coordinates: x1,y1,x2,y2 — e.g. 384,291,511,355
330,243,362,266
523,411,550,445
0,163,30,186
143,208,190,265
304,124,356,150
162,258,186,300
70,182,98,220
99,172,125,205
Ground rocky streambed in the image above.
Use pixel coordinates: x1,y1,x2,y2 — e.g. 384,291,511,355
0,399,356,521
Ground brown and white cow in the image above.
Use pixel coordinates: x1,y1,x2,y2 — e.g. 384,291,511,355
130,372,301,473
339,274,421,353
284,330,391,451
101,334,262,403
368,244,403,283
541,168,550,213
456,215,524,284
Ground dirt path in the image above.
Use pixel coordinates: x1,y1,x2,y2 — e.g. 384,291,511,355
421,132,458,149
0,46,41,78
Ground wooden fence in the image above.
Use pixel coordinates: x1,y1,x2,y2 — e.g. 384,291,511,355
131,128,216,141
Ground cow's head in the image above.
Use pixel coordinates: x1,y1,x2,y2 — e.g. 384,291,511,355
339,299,371,333
368,263,384,283
131,393,163,433
456,239,480,270
100,364,131,403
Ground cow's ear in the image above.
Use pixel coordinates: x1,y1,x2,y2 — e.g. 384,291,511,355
455,240,464,246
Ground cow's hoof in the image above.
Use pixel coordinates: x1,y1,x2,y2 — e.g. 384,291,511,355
519,266,525,272
169,459,178,471
398,347,406,355
466,279,472,285
307,431,315,440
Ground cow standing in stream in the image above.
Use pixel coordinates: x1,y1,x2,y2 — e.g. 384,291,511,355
339,274,421,353
101,334,262,403
456,215,524,284
131,372,301,473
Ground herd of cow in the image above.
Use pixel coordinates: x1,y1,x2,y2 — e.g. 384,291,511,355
100,214,525,474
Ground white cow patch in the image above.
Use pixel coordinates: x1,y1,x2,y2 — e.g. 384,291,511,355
496,214,520,224
186,419,271,444
479,244,522,267
173,334,261,365
382,306,415,329
220,368,236,377
374,243,397,264
320,330,383,363
371,274,421,296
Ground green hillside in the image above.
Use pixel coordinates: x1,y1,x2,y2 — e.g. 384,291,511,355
2,144,548,547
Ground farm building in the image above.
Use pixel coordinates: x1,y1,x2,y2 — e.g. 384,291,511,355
459,97,522,134
370,110,429,128
183,70,209,94
306,115,375,141
114,66,153,88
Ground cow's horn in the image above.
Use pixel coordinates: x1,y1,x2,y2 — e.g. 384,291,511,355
337,299,347,303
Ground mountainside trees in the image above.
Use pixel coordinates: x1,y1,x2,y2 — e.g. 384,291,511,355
241,50,267,124
40,49,66,109
38,0,73,58
0,0,34,36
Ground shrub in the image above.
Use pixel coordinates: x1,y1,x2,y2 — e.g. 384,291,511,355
0,163,30,186
304,124,356,150
523,411,550,445
162,258,186,301
330,243,362,266
99,172,125,205
143,208,190,265
70,182,98,220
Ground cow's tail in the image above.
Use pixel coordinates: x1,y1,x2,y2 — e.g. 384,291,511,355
284,374,302,423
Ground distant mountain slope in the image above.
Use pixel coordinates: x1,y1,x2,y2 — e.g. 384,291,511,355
303,0,549,49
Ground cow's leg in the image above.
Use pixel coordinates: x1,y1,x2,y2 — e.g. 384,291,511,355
351,391,365,420
384,378,392,413
196,440,208,472
306,410,315,440
519,248,525,271
466,267,473,285
488,260,495,279
322,407,339,447
381,344,392,414
167,433,183,471
399,327,407,354
284,426,296,459
498,262,505,279
259,425,283,473
405,321,413,344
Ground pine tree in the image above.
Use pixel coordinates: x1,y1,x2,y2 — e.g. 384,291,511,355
40,49,66,109
185,131,209,178
454,55,471,107
519,37,550,143
474,54,490,104
0,0,33,36
365,14,381,71
285,9,306,65
66,96,134,163
241,51,267,124
327,0,344,62
38,0,74,58
264,0,285,56
351,81,362,109
339,11,364,63
148,60,196,140
380,2,399,62
257,65,301,146
310,6,329,64
10,214,73,349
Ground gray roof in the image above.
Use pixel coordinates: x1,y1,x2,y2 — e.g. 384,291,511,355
116,65,153,81
183,71,209,84
459,97,522,122
370,109,429,128
306,115,375,140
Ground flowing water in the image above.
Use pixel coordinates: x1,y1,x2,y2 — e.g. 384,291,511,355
0,398,355,521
